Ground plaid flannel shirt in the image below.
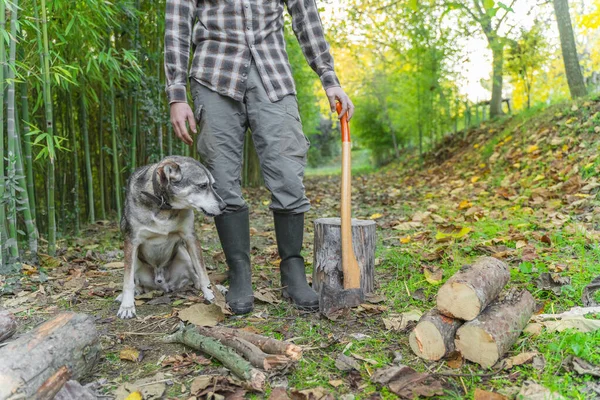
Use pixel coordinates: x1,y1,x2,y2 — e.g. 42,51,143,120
164,0,340,103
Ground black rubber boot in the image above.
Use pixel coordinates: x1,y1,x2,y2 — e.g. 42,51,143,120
215,208,254,315
274,212,319,311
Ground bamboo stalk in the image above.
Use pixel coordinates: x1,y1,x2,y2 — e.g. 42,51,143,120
79,89,95,223
38,0,57,255
67,92,80,234
0,0,8,271
98,86,106,220
110,79,122,221
20,81,37,225
6,0,21,265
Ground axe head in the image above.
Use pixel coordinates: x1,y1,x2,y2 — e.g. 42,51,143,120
319,283,364,316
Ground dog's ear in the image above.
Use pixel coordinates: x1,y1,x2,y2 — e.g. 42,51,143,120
157,161,182,185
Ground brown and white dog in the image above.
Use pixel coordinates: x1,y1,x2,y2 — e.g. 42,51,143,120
116,156,226,318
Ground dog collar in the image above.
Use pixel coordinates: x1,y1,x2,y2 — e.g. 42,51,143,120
141,190,172,210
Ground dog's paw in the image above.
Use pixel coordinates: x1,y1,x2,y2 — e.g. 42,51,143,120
202,288,215,304
117,304,136,319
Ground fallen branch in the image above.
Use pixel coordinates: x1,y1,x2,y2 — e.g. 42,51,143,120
214,326,302,361
0,309,17,343
163,325,265,392
196,326,292,371
531,306,600,322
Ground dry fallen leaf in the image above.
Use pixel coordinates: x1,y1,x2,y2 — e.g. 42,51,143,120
254,288,281,305
423,265,443,285
178,303,225,326
123,392,143,400
502,352,537,369
474,388,508,400
383,310,422,332
120,347,143,363
371,364,444,398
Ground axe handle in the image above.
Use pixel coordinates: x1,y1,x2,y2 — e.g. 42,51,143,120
337,103,361,290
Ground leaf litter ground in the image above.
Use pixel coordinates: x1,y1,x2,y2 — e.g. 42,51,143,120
3,99,600,398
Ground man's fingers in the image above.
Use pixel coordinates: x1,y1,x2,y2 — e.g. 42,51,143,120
176,120,192,146
187,111,197,134
339,96,349,120
348,99,355,121
171,119,182,141
328,95,337,113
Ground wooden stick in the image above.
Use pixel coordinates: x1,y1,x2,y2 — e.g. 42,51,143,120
0,309,17,343
214,326,302,361
195,327,291,371
163,325,265,392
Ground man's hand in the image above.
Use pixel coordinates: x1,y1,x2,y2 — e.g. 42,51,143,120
325,87,355,120
170,102,196,146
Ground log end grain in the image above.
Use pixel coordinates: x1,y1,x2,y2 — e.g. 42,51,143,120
436,282,481,320
454,325,499,368
409,321,447,361
0,310,17,343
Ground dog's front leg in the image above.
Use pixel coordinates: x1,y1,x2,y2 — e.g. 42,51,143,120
118,238,140,319
183,235,215,303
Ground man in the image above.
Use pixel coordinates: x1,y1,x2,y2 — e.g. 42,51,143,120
165,0,354,314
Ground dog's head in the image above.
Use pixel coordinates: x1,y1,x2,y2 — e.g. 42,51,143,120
154,156,226,217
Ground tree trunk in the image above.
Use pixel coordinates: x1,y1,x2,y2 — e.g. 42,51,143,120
67,92,80,234
552,0,587,98
79,90,95,223
409,309,463,361
163,325,266,392
454,290,536,368
0,310,17,342
489,41,505,117
195,326,292,371
436,257,510,321
0,312,100,400
312,218,376,295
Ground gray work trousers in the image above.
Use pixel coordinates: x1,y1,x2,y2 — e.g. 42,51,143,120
190,63,310,214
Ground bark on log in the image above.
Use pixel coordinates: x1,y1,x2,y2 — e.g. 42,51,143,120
0,309,17,342
454,290,536,368
215,326,302,361
35,366,71,400
313,218,376,295
163,325,266,392
409,309,463,361
196,326,292,371
436,257,510,320
0,312,100,400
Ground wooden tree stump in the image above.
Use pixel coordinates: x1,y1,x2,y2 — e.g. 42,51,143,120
312,217,376,294
436,256,510,320
0,312,100,400
454,290,536,368
409,309,463,361
0,309,17,342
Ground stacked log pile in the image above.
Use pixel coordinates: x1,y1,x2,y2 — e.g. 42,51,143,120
409,257,536,367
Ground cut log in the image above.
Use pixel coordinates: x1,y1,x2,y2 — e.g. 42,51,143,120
0,309,17,342
409,309,463,361
163,325,266,392
35,366,71,400
0,312,100,400
196,326,292,371
313,217,376,295
454,290,536,368
214,326,302,361
436,257,510,320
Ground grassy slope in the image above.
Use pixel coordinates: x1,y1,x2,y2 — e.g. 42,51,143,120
2,98,600,399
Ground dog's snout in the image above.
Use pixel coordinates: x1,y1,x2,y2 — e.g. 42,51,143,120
219,201,227,212
156,278,163,283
